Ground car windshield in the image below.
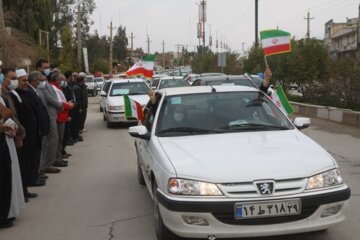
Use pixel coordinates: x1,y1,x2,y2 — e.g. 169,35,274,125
103,82,111,93
156,91,293,136
206,79,256,88
158,78,190,90
110,82,148,96
95,78,104,82
85,77,94,83
152,79,160,88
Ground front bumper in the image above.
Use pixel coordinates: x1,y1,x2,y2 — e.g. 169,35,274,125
107,111,137,123
157,187,350,238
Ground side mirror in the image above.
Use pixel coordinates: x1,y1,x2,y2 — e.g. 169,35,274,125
100,90,106,97
129,126,150,140
293,117,311,130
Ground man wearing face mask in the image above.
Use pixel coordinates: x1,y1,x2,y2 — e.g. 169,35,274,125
24,71,51,187
10,69,43,201
36,59,51,79
38,68,69,174
0,68,26,149
50,72,74,167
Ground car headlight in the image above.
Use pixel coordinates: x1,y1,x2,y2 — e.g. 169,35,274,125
109,106,124,111
306,169,343,190
168,178,223,196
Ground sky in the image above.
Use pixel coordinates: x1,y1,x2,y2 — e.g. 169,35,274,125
91,0,360,54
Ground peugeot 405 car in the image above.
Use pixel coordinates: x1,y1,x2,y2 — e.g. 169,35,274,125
103,79,149,128
128,86,350,240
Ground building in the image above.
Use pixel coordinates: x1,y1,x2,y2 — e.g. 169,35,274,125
324,17,358,59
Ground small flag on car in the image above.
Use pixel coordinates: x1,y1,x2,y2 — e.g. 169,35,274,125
271,86,295,116
124,95,144,121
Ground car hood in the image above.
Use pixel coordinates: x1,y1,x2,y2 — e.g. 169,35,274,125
158,130,336,183
108,94,149,106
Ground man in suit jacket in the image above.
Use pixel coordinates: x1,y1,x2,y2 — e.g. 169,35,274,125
38,70,66,173
24,71,50,185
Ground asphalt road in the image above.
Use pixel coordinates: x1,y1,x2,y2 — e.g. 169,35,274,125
0,97,359,240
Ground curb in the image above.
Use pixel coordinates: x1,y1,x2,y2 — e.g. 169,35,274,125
290,102,360,128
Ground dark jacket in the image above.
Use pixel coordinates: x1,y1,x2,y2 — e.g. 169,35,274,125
24,85,50,136
71,83,84,110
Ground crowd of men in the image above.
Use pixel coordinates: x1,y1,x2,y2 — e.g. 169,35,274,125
0,59,89,228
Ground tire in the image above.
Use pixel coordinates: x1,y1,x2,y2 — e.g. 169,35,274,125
153,181,177,240
137,158,146,186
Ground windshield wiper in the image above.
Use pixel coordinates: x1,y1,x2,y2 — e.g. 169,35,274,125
157,127,223,134
220,123,289,131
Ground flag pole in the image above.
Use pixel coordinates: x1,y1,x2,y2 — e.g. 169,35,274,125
264,55,269,68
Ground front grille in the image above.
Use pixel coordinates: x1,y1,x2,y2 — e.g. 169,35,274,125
212,205,318,225
219,178,307,198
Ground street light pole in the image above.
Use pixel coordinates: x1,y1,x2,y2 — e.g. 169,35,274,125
255,0,259,47
77,4,82,71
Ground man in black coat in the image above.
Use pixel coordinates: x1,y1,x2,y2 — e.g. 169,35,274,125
24,71,50,185
62,71,75,153
12,69,42,201
70,76,84,141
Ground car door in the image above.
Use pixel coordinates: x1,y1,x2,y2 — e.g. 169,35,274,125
136,99,160,191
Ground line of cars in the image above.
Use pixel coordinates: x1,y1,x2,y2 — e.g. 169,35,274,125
122,73,350,240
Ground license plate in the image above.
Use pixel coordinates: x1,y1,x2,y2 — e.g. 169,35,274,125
235,199,301,219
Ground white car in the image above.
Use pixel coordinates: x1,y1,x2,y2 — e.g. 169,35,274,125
103,79,149,128
128,86,350,240
85,75,97,96
99,79,112,112
152,76,190,90
95,77,105,91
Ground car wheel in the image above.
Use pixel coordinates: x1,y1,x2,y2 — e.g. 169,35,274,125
153,181,177,240
137,158,146,186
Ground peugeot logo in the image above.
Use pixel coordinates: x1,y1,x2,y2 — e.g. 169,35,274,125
256,182,274,195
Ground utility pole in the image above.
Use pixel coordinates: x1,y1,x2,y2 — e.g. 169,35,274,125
147,34,151,55
77,4,82,70
304,10,314,39
202,0,206,49
176,44,181,67
108,21,116,74
255,0,259,47
162,40,165,69
130,32,135,62
0,0,5,31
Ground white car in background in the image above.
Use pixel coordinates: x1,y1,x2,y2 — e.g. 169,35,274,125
85,75,97,96
95,77,105,91
128,85,350,240
99,79,112,112
103,79,149,128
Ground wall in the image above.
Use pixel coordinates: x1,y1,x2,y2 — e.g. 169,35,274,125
291,102,360,128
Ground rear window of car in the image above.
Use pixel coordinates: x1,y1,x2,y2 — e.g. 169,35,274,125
110,82,149,96
158,79,190,90
206,79,256,88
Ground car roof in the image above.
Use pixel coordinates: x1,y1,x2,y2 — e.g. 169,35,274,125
195,75,249,82
110,78,146,83
159,76,184,80
199,72,226,77
160,85,258,96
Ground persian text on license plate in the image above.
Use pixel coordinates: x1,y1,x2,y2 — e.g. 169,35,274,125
235,199,301,219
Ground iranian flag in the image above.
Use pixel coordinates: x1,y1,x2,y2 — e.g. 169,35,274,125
271,86,295,116
126,55,155,79
124,95,144,121
260,30,291,56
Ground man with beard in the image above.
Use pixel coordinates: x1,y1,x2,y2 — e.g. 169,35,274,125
11,69,42,201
